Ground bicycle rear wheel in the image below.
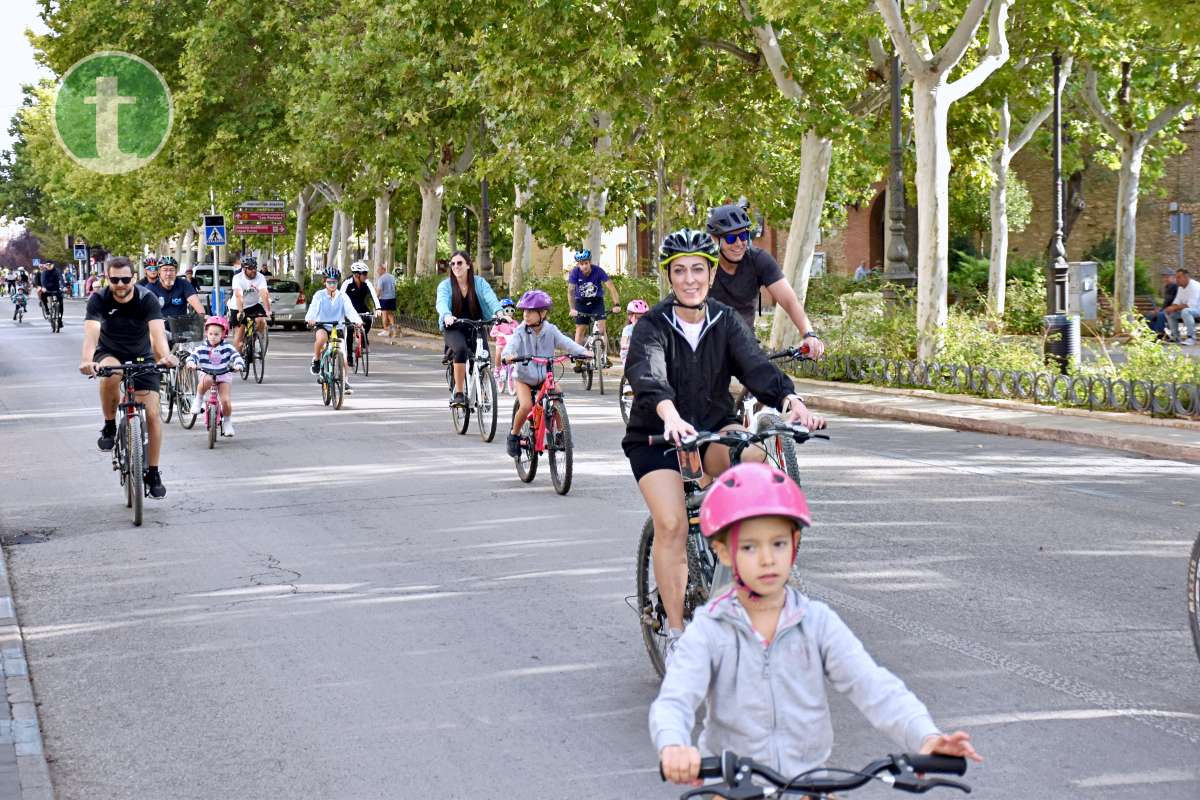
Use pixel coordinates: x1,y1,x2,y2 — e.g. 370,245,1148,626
128,416,145,526
1189,533,1200,663
321,357,332,406
451,376,470,435
755,413,801,485
593,339,606,395
547,399,573,495
361,334,370,376
619,375,633,424
331,355,345,410
476,366,498,443
513,400,537,482
253,327,267,384
353,329,363,374
177,368,198,429
580,360,593,391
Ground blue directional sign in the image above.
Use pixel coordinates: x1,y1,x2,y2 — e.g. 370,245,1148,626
203,215,226,247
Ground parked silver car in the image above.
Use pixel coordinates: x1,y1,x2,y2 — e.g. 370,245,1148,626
266,277,307,330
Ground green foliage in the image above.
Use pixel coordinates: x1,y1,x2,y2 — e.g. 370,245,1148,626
1003,268,1048,335
1098,258,1155,297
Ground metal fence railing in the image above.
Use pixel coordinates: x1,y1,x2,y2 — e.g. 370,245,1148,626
394,314,441,336
795,355,1200,420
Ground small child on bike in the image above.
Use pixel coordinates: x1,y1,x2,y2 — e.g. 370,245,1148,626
500,289,590,458
490,298,518,394
652,462,981,787
187,316,245,437
11,284,28,320
620,298,648,363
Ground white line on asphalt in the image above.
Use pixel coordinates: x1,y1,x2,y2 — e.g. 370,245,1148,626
1071,768,1200,788
945,708,1200,727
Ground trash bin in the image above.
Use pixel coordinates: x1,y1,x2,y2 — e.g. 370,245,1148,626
1044,313,1080,373
1067,261,1098,321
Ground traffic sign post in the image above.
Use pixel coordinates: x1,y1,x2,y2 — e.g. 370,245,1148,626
73,243,87,284
203,214,226,314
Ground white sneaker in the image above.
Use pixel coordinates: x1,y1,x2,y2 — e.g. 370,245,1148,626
344,382,354,395
1184,338,1196,347
193,394,204,412
221,419,235,437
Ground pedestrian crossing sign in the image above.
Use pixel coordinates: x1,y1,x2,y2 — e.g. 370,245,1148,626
203,215,226,248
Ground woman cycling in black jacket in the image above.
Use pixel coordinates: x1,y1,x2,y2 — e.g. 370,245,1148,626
623,228,824,654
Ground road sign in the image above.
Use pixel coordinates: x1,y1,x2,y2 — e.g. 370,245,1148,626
233,223,287,236
234,210,285,223
32,258,40,267
73,244,87,261
203,214,226,247
238,199,285,210
1171,212,1194,236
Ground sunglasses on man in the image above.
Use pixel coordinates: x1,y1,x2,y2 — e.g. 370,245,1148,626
721,231,751,245
109,276,134,284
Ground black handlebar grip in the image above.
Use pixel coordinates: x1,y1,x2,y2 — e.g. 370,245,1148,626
697,756,723,779
906,755,967,776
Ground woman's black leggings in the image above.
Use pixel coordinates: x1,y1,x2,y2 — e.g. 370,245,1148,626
443,327,474,364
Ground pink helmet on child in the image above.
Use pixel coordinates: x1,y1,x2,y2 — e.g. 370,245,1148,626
700,462,811,538
204,315,229,334
626,298,649,314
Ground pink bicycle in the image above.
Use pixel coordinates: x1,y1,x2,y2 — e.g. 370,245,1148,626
197,365,232,449
505,354,590,495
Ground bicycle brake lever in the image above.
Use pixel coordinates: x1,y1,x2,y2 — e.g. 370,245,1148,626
812,433,830,440
918,778,971,794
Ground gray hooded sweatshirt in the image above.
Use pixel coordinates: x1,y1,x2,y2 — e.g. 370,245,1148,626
649,586,939,777
500,320,589,385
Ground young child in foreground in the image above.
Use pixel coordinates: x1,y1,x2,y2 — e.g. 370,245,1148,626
500,289,589,458
651,462,982,786
187,316,246,437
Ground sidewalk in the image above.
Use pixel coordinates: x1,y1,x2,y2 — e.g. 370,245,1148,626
376,325,1200,463
0,552,52,800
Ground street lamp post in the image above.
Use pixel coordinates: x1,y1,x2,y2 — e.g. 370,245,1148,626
1044,51,1080,373
882,49,915,312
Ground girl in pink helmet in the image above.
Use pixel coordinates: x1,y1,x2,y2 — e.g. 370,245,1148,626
500,289,591,457
186,316,245,437
652,462,981,788
619,298,648,363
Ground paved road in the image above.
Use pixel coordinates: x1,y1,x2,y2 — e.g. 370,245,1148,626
1,303,1198,799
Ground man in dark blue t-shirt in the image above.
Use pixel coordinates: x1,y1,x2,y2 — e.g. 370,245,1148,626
146,258,204,319
566,249,620,348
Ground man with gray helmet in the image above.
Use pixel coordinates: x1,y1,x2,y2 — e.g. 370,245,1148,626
705,203,824,358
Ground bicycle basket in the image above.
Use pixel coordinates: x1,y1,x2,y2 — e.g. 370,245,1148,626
166,315,205,343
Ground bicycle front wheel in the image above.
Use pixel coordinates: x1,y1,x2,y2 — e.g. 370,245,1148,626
547,399,573,495
331,355,345,410
1189,533,1200,664
128,415,145,526
513,400,537,482
177,368,199,429
361,334,370,376
476,366,498,443
353,329,362,374
159,372,175,424
636,520,716,679
593,339,606,395
240,336,251,380
253,328,267,384
755,413,800,485
619,375,633,425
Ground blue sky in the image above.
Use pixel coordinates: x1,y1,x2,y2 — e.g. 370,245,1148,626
0,1,49,153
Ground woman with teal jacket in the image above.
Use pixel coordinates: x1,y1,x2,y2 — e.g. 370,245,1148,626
437,249,502,407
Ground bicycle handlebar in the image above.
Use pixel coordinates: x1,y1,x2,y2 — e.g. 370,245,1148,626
766,346,816,363
93,362,171,378
648,423,828,449
663,751,969,798
197,365,233,376
503,354,592,365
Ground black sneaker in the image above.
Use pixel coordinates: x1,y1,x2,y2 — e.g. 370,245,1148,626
506,433,521,458
97,423,116,451
450,392,467,407
310,359,320,375
145,469,166,499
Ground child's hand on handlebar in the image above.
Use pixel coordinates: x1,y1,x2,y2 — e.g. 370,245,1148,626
659,745,703,786
920,731,983,764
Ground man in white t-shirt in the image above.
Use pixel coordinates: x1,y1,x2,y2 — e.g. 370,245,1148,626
230,255,272,353
1165,268,1200,346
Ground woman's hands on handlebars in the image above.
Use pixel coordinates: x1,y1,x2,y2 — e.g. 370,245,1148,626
657,401,698,446
783,396,825,432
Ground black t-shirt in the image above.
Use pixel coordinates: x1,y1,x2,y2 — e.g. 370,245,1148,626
344,280,375,313
37,268,63,292
146,278,197,317
707,247,785,330
85,285,163,355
